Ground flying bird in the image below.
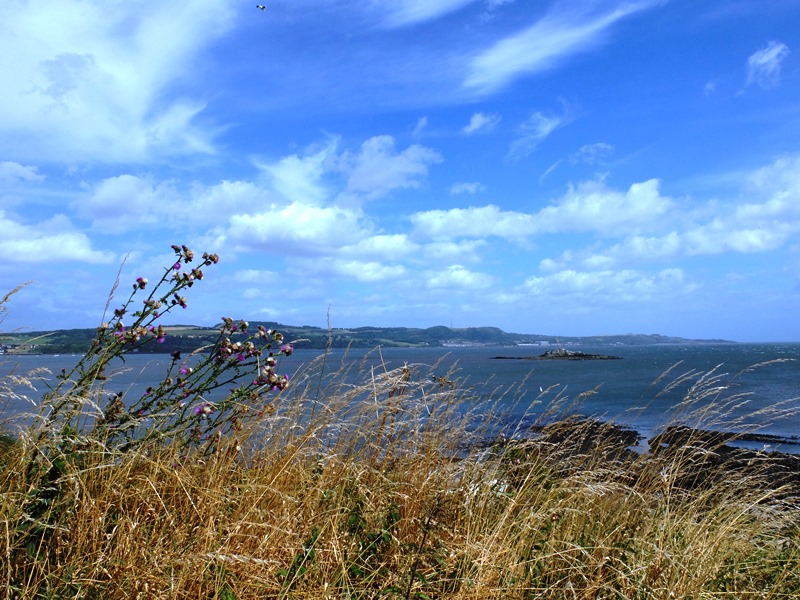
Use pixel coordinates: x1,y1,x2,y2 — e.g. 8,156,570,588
256,4,266,9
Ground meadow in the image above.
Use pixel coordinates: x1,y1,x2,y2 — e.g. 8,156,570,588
1,247,798,599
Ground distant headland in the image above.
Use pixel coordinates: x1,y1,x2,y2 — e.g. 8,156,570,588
0,323,736,355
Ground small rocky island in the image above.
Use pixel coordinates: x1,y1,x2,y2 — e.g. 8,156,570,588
491,348,623,361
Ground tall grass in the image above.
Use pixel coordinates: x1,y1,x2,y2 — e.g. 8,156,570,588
1,257,799,598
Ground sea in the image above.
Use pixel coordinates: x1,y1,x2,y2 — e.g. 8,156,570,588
2,343,799,453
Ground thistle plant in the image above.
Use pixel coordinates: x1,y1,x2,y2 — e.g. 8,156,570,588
32,244,296,455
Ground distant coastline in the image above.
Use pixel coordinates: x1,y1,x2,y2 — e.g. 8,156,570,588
0,323,737,355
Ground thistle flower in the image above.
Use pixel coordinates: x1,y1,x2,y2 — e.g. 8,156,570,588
194,401,214,416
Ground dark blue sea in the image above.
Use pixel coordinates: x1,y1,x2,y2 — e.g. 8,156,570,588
2,343,799,452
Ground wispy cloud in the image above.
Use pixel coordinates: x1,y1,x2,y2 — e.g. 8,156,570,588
506,110,565,160
379,0,478,28
746,40,790,89
450,182,487,195
0,0,235,163
571,142,614,165
462,112,501,134
464,0,664,94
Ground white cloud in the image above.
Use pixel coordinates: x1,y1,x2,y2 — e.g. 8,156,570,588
571,142,614,165
534,179,672,234
316,259,408,283
0,0,235,163
235,269,280,284
339,234,418,261
462,112,501,134
0,210,113,264
77,175,277,234
423,264,494,290
464,0,664,93
226,202,372,256
450,182,486,195
485,0,514,9
413,117,429,136
0,161,45,183
507,111,564,160
522,268,689,303
413,178,673,240
75,175,169,233
379,0,477,28
412,204,535,241
543,155,800,266
335,136,442,204
746,41,790,89
260,141,337,206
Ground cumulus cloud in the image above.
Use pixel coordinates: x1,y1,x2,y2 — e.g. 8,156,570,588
538,154,800,268
75,175,170,233
522,268,689,303
0,210,113,264
462,112,501,134
534,179,672,234
339,234,418,262
412,204,535,241
464,0,663,93
226,202,372,256
260,142,337,206
423,264,494,291
746,41,790,89
413,178,673,240
0,161,45,183
76,175,270,233
297,258,408,283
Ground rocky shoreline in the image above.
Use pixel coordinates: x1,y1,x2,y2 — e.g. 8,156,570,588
488,417,800,503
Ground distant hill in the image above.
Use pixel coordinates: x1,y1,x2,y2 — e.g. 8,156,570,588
0,323,735,355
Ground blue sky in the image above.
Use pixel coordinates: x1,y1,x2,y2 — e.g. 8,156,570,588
1,0,799,342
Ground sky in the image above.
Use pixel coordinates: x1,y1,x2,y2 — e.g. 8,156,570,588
1,0,799,342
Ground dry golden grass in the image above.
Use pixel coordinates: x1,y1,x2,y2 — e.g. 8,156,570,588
1,349,799,600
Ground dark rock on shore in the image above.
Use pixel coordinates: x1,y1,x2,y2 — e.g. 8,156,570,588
492,348,623,361
648,425,800,499
530,416,642,461
483,418,800,505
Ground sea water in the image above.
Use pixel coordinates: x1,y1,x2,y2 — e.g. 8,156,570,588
2,343,798,452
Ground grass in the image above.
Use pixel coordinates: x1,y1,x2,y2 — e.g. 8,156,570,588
1,350,799,599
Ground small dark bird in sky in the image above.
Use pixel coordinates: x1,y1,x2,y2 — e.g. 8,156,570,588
256,4,266,9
